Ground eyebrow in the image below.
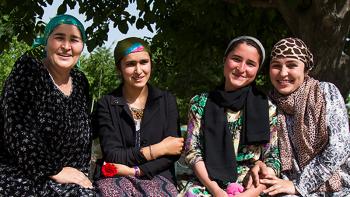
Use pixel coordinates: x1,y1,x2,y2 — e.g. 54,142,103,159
52,32,82,40
125,58,149,63
285,60,299,64
246,59,257,65
271,59,299,64
230,54,241,58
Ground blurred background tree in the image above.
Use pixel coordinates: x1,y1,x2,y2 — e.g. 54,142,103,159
0,38,30,92
79,47,118,112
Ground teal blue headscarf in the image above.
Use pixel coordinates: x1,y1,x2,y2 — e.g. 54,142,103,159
29,14,86,62
33,14,86,47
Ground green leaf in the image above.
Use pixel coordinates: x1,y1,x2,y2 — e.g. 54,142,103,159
118,20,129,34
35,7,44,17
136,0,145,11
86,39,97,52
136,18,144,29
57,3,67,14
67,0,76,9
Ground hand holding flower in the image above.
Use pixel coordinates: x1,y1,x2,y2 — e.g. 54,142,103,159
101,162,118,177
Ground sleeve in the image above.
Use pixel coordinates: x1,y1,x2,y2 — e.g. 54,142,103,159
138,92,182,178
262,101,281,176
2,56,63,181
293,82,350,195
95,96,146,165
184,94,207,167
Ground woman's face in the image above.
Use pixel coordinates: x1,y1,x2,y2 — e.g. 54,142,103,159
45,24,84,70
223,42,260,91
119,51,151,90
269,57,307,95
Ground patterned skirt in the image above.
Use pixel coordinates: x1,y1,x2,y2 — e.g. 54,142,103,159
96,175,178,197
0,162,96,197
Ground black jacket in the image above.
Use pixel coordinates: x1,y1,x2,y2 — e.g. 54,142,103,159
94,84,181,183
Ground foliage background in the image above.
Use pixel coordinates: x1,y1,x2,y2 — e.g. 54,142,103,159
0,38,30,90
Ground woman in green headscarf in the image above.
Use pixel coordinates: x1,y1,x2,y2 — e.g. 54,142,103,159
93,37,183,196
0,14,96,196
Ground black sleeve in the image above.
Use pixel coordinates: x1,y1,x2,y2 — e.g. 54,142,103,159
95,96,146,165
2,56,63,181
138,92,181,179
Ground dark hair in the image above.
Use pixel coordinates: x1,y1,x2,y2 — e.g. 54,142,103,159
224,39,263,66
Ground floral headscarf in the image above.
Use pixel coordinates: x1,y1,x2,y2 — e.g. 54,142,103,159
113,37,151,66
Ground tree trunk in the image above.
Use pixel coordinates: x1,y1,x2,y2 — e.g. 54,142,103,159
275,0,350,97
225,0,350,96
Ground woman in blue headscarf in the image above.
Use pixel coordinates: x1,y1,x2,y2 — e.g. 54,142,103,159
0,14,96,196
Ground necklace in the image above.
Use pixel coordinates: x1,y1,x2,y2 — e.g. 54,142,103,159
47,71,73,96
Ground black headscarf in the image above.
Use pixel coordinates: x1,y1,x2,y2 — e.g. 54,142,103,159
203,83,270,183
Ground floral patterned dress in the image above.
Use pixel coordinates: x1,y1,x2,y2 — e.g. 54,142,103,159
280,82,350,197
179,93,280,196
0,55,95,196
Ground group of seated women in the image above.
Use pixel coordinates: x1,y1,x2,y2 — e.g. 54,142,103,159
0,14,349,197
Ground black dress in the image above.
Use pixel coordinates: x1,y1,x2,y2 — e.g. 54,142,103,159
0,55,96,196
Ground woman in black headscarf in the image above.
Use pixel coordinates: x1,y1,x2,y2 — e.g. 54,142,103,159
181,36,280,197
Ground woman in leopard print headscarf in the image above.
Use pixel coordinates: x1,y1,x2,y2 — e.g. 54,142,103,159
249,37,350,196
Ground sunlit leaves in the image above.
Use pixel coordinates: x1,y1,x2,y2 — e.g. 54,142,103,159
79,47,119,106
0,38,30,93
0,0,52,51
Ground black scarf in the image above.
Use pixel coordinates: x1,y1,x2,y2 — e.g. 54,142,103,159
203,84,270,183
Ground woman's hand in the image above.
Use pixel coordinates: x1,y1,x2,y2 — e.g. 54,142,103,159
260,175,298,196
211,188,229,197
142,136,184,160
244,161,273,189
207,182,228,197
50,167,93,189
159,136,184,155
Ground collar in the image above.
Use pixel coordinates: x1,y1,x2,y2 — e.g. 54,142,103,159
110,83,163,106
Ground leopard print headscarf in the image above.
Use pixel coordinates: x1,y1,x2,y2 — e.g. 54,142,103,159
271,37,314,70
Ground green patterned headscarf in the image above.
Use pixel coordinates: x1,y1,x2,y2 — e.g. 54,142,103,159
28,14,86,61
33,14,86,47
114,37,151,66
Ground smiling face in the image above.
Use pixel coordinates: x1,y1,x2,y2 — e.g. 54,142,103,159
45,24,84,70
269,57,307,95
119,51,151,90
223,42,260,91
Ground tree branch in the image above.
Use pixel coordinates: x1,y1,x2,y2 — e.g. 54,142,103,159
340,52,350,67
337,0,350,19
223,0,278,8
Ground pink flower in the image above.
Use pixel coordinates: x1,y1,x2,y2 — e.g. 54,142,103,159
226,183,244,196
